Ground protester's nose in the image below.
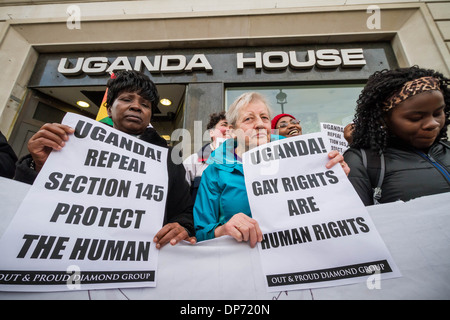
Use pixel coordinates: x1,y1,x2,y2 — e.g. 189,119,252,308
129,100,142,112
254,117,265,129
423,115,441,130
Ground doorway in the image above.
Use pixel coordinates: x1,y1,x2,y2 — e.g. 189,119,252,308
9,84,187,158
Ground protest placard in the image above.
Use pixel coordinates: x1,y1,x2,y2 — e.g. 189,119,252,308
0,113,168,292
320,122,349,154
243,132,401,292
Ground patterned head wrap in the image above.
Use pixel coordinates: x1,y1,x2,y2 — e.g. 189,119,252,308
383,76,441,112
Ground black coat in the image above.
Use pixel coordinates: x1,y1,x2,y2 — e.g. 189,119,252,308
344,140,450,206
15,126,195,236
0,131,18,179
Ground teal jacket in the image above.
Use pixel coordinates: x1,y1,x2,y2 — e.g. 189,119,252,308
193,135,284,241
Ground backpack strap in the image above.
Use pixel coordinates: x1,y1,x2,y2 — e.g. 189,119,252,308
360,149,385,205
439,140,450,149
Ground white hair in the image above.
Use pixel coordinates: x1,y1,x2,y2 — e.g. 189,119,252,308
226,92,273,127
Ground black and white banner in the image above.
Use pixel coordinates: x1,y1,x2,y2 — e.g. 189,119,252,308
0,113,168,292
243,132,401,292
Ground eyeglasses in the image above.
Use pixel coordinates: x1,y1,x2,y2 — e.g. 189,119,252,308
277,119,300,128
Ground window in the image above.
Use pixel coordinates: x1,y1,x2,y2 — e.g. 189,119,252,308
33,102,66,124
225,84,363,134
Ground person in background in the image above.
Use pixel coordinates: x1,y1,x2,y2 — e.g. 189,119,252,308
271,113,302,137
183,111,230,201
194,92,350,247
343,122,355,145
15,70,196,248
344,66,450,206
0,131,18,179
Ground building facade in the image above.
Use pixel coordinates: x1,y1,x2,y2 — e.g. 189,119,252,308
0,0,449,157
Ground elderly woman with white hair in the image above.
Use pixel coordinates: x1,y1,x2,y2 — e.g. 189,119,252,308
193,92,349,247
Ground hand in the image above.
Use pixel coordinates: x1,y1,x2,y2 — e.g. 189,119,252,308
27,123,75,172
214,213,262,248
153,222,197,249
325,150,350,176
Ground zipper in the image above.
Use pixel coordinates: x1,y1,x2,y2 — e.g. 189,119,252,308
416,151,450,183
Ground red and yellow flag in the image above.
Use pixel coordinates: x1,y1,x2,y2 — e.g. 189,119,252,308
96,73,116,126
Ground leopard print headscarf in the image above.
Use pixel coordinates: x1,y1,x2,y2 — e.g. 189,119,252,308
383,76,441,112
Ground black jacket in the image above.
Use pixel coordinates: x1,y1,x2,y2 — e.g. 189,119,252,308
344,139,450,206
15,127,195,236
0,131,18,179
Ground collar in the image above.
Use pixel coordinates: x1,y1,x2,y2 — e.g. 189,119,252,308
197,143,213,163
207,135,285,172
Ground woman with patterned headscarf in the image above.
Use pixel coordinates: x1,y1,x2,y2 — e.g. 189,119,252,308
344,66,450,206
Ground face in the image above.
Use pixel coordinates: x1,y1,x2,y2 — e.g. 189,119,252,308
233,99,271,150
276,116,302,137
107,91,152,135
210,119,230,140
385,90,445,151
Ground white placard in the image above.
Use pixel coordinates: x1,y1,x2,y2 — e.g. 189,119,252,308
243,132,401,292
0,113,168,292
320,122,349,153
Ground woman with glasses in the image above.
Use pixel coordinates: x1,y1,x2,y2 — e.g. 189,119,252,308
271,113,302,137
